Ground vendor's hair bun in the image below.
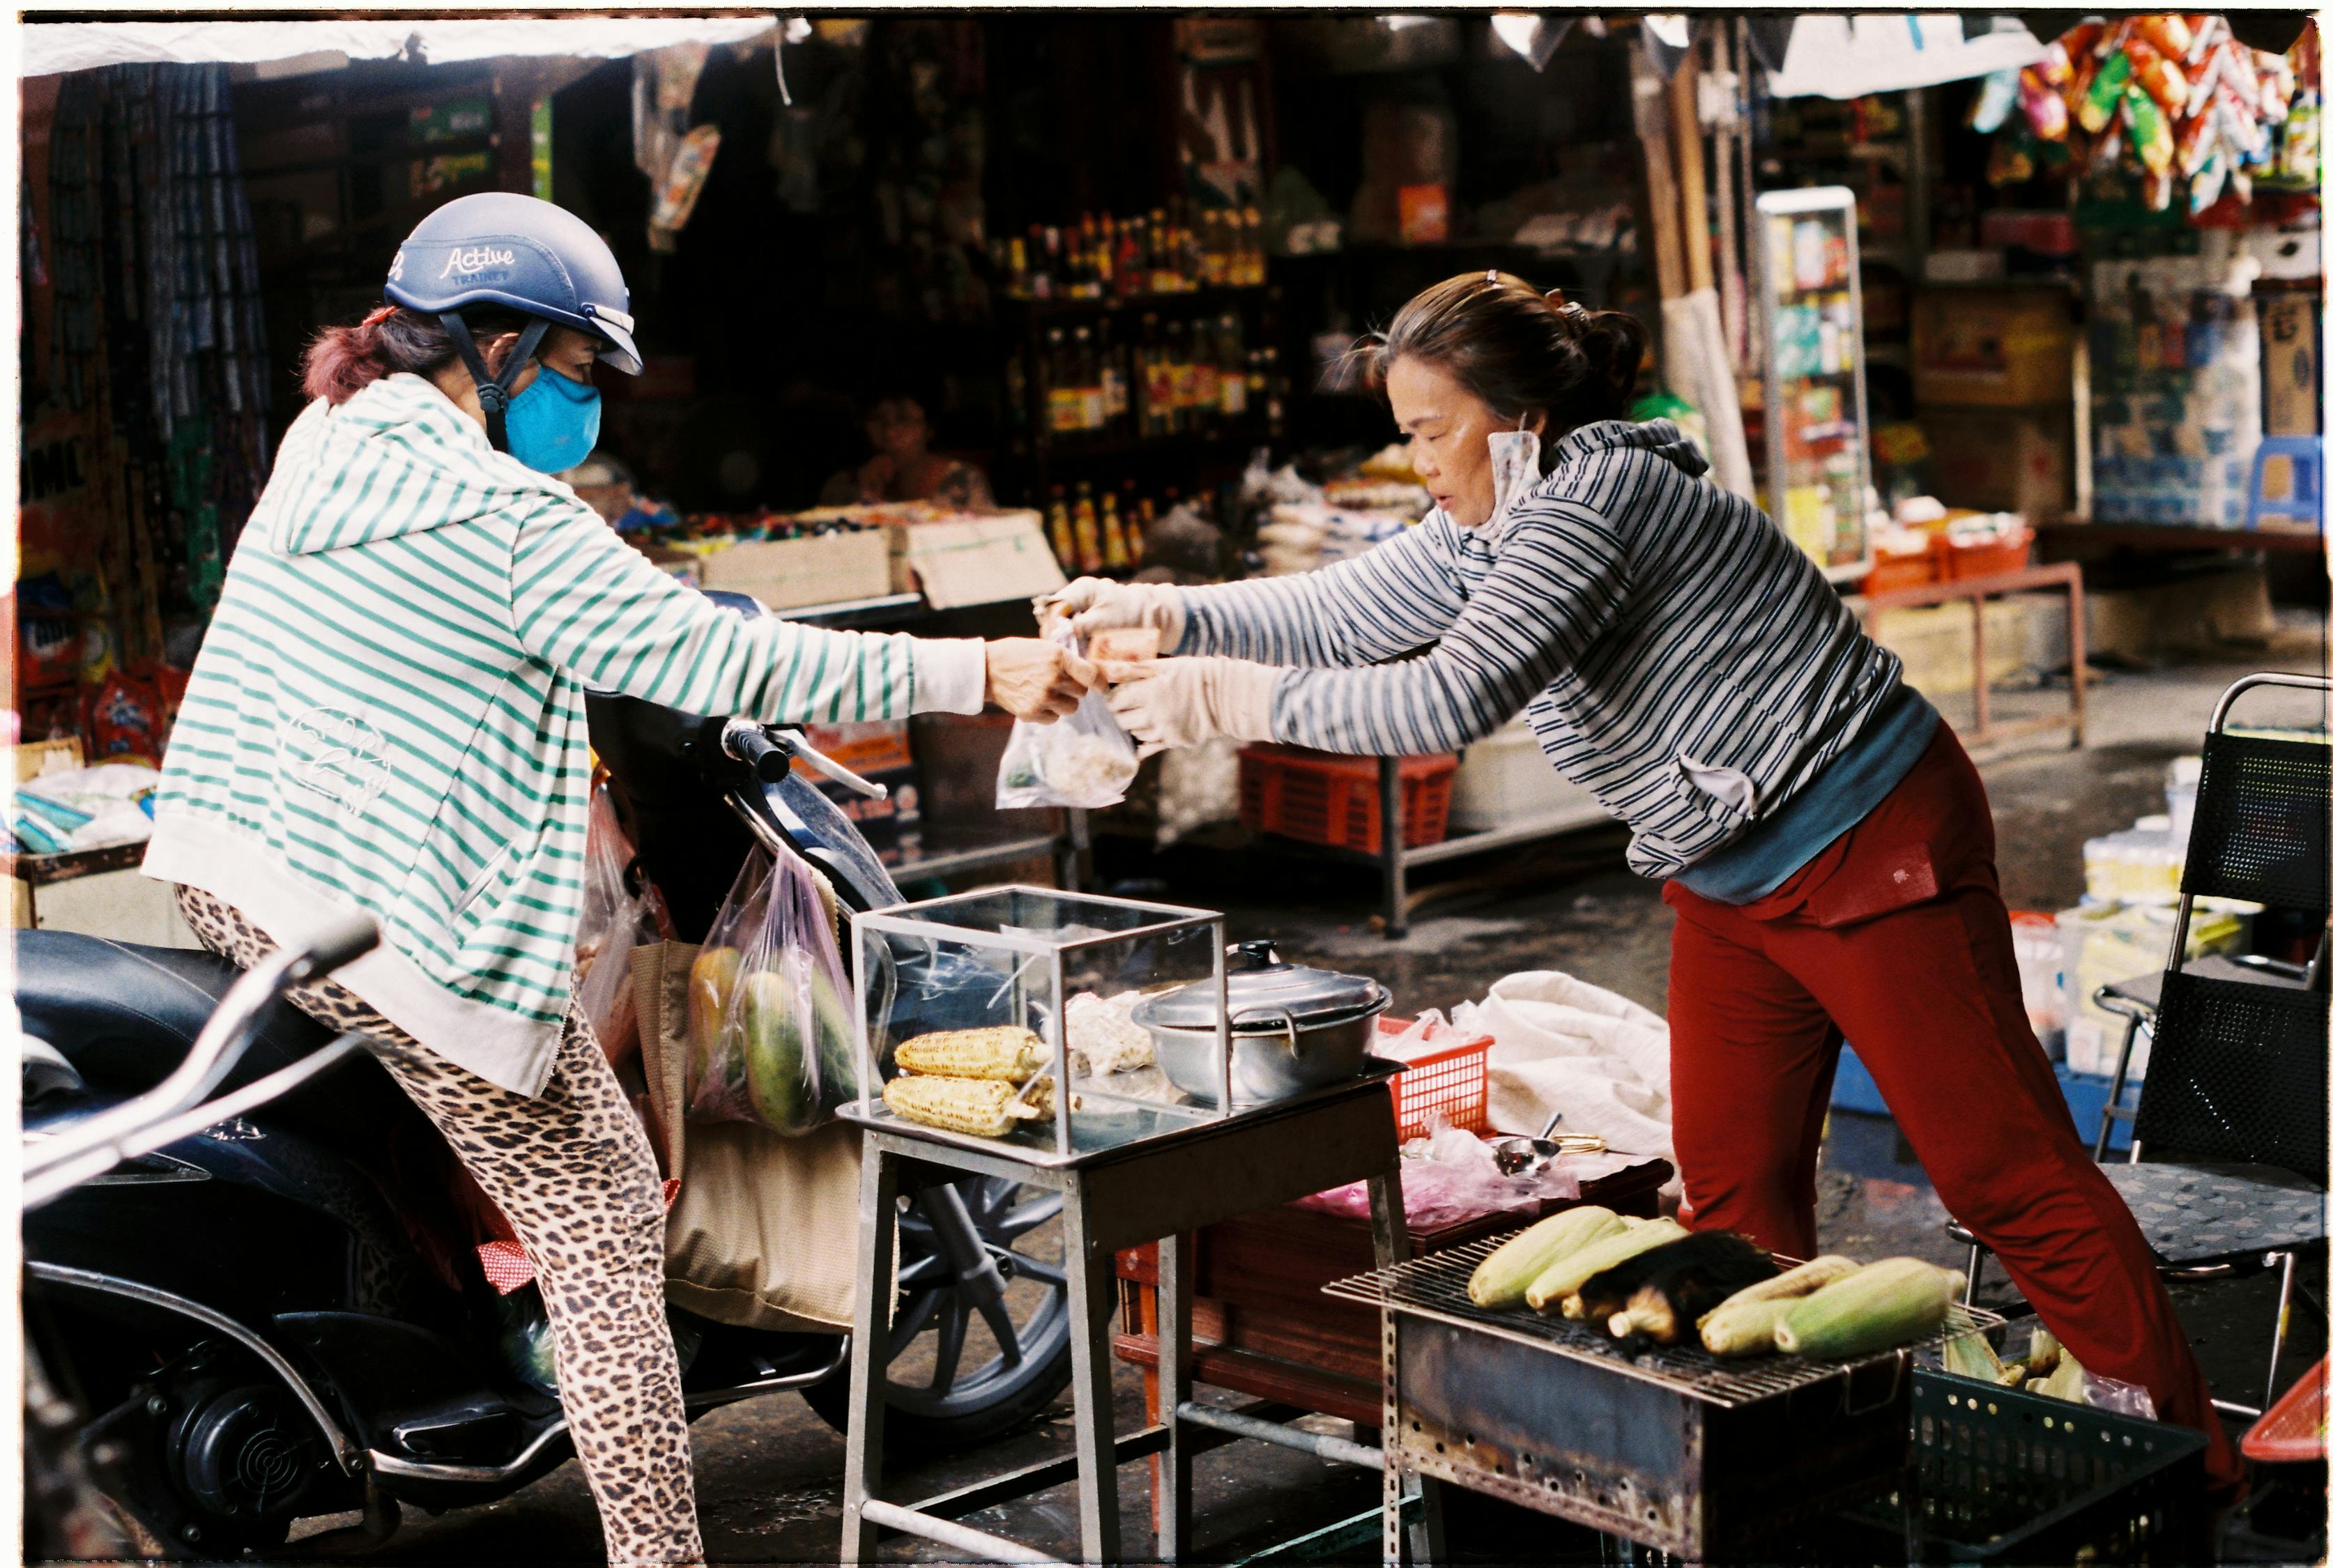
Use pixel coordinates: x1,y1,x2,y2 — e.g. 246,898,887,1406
1348,272,1646,440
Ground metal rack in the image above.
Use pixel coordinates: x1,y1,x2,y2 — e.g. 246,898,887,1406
1336,1233,2004,1560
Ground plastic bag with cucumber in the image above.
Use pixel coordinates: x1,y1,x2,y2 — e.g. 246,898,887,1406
684,844,859,1135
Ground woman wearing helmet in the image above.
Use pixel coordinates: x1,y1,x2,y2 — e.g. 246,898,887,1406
143,194,1090,1563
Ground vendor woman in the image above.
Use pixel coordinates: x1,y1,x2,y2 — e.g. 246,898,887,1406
144,193,1094,1564
1057,270,2235,1490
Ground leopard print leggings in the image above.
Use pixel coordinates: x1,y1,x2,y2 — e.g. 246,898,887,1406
173,887,703,1567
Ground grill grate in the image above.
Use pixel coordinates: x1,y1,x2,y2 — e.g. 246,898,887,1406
1326,1234,2004,1410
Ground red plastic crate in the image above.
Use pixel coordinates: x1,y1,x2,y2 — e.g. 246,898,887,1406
2242,1356,2327,1464
1863,541,1941,594
1944,528,2034,580
1375,1015,1491,1139
1238,744,1455,854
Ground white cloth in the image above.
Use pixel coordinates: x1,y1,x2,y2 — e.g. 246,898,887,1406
1452,971,1676,1180
910,638,988,715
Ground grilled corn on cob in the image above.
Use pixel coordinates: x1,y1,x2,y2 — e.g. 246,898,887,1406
1709,1254,1861,1309
1773,1258,1955,1359
883,1073,1055,1137
1698,1296,1799,1358
1468,1207,1626,1309
895,1027,1048,1082
1941,1307,2007,1382
1524,1217,1689,1314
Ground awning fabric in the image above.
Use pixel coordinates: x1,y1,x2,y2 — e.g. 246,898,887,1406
1763,14,2045,99
21,17,777,79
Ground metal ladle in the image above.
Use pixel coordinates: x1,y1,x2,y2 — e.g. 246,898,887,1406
1491,1110,1607,1176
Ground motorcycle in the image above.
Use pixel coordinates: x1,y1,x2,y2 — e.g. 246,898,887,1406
20,594,1073,1556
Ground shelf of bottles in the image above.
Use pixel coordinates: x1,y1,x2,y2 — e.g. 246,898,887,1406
994,202,1290,553
1754,186,1876,585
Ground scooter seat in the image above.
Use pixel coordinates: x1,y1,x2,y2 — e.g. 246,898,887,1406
15,929,349,1100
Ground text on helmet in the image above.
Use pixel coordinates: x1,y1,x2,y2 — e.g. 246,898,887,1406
439,245,518,279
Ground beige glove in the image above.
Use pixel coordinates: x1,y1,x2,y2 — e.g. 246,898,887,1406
1042,577,1186,653
1103,656,1279,757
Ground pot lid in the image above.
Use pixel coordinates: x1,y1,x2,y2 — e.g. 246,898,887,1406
1135,941,1386,1031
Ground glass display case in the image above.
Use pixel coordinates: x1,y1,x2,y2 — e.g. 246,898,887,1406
850,886,1230,1164
1754,186,1875,583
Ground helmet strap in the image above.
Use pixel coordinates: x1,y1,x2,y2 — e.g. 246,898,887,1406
441,313,550,453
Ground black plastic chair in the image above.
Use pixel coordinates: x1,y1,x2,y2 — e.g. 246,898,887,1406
1951,672,2330,1419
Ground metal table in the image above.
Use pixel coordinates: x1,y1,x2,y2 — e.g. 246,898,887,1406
836,1074,1444,1566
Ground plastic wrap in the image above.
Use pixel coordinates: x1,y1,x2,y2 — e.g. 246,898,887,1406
1294,1125,1579,1231
684,845,857,1134
995,623,1138,810
575,787,668,1068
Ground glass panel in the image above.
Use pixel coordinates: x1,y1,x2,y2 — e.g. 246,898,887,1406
878,886,1207,939
852,896,1230,1155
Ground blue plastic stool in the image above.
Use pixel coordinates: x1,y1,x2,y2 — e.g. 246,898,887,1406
2246,434,2324,531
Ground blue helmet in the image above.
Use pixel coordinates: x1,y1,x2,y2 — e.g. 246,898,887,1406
384,192,641,374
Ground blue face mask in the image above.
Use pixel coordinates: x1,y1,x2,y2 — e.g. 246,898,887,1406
503,364,601,473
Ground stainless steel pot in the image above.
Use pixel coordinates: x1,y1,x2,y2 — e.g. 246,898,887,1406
1133,940,1391,1106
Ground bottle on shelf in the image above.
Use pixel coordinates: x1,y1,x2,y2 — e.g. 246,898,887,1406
1216,313,1248,419
1191,315,1221,426
1047,485,1076,566
1044,327,1077,435
1099,489,1132,570
1071,481,1105,574
1071,324,1104,432
1097,318,1129,433
1164,318,1195,433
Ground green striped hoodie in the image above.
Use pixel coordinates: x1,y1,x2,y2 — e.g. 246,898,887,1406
145,374,986,1095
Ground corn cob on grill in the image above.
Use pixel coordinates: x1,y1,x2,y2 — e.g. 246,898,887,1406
894,1027,1048,1082
883,1073,1056,1137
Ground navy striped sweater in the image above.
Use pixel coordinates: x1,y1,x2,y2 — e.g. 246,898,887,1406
1177,420,1903,879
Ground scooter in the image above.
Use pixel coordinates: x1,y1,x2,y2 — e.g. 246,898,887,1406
20,594,1072,1556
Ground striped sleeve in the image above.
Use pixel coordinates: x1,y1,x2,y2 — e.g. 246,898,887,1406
1177,521,1469,666
1269,501,1632,755
509,500,920,723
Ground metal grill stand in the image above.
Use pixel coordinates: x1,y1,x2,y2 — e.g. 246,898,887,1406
1333,1237,2004,1560
839,1079,1441,1566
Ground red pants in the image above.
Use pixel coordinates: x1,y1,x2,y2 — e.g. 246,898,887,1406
1662,723,2237,1491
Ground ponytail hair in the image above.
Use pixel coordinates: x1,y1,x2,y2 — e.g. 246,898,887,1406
1346,272,1648,451
301,303,535,406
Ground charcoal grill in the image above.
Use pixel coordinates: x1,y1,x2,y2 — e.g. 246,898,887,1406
1328,1235,2005,1560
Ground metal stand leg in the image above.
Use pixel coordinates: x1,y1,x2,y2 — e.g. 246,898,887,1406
2096,1013,2143,1161
2265,1250,2297,1405
1062,1183,1122,1565
841,1147,900,1566
1379,758,1408,939
1367,1172,1443,1568
1156,1232,1194,1562
1964,1243,1987,1305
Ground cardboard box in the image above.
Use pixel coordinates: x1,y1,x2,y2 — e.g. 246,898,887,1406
695,529,892,611
890,510,1065,610
1920,407,2073,523
1912,288,2079,408
799,719,912,777
2258,293,2323,437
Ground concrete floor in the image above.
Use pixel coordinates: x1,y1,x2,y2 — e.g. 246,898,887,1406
364,660,2325,1564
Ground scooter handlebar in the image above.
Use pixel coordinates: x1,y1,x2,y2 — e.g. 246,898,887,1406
291,910,381,982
